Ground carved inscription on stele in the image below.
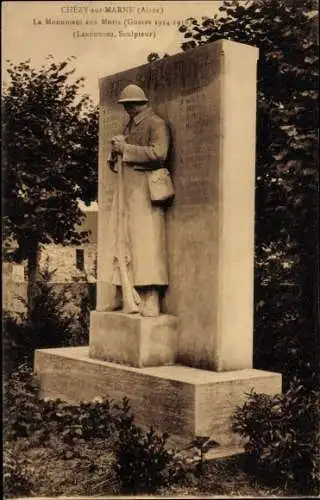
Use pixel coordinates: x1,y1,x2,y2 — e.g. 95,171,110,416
148,47,220,99
174,90,218,206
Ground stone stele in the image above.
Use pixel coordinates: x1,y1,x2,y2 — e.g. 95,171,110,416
34,39,282,451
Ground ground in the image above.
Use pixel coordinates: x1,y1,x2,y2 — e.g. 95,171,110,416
5,436,292,497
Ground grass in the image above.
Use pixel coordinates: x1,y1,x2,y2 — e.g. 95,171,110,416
5,436,293,497
5,436,119,497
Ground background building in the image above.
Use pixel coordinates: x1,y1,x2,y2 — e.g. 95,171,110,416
3,202,98,314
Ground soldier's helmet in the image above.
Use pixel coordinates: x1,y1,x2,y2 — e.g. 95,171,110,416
117,84,148,103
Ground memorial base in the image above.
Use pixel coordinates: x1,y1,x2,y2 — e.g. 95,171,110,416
89,311,178,367
34,346,282,450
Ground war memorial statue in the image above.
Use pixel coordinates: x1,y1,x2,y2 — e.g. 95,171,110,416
35,40,281,450
99,84,174,317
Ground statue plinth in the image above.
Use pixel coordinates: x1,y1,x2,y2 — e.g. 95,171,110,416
34,346,282,449
89,311,178,368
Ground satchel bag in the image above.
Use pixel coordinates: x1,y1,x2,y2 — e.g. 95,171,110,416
148,168,175,202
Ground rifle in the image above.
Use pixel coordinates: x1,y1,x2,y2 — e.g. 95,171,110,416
115,154,141,314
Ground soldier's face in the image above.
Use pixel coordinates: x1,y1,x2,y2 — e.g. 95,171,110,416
123,102,146,117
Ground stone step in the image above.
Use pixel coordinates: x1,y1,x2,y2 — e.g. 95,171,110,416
34,346,281,448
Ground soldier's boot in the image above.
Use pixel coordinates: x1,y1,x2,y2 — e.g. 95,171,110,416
139,289,160,317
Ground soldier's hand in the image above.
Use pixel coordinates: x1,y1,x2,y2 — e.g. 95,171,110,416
111,135,126,154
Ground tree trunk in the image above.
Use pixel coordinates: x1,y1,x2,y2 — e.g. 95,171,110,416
27,242,41,319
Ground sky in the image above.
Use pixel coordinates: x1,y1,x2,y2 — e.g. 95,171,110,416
2,0,222,103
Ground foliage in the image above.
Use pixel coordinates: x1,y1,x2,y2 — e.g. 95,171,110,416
3,364,119,496
4,366,176,495
2,311,28,375
4,364,300,497
147,52,169,62
177,0,319,389
68,281,95,346
2,56,98,311
4,362,42,441
5,437,289,499
5,438,120,498
4,363,117,447
147,52,161,62
3,445,33,498
232,383,320,494
2,56,99,254
3,266,95,375
3,268,76,374
22,268,76,348
113,397,175,494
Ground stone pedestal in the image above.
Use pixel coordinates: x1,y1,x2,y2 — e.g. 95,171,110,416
89,311,178,367
34,346,282,448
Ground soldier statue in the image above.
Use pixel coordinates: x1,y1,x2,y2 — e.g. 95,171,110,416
100,84,172,317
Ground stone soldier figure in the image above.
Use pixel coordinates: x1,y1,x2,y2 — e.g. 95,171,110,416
101,84,171,317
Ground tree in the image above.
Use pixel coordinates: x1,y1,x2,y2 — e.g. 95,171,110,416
162,0,319,386
2,56,99,313
147,52,169,63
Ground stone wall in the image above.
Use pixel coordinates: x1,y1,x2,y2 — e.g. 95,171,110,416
40,243,97,283
40,207,98,282
3,262,27,315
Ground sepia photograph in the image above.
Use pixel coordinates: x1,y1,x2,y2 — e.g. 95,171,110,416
2,0,319,498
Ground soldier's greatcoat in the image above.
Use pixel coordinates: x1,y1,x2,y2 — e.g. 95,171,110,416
105,107,170,287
